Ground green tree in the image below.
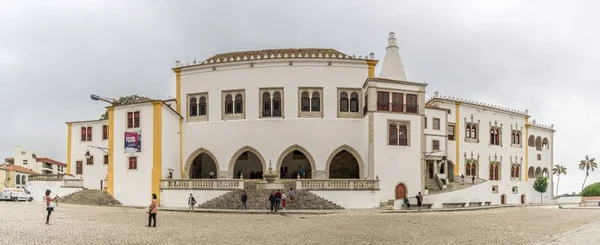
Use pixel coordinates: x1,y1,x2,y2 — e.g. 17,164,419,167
99,95,150,119
578,155,598,194
552,165,567,197
533,175,548,204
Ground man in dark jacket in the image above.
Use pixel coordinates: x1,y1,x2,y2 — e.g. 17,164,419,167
274,190,282,212
241,191,248,210
269,191,275,212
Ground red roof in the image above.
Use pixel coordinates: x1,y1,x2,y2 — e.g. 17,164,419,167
4,158,14,162
3,164,39,175
36,158,67,167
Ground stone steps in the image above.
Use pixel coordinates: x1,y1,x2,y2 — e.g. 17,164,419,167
199,189,342,210
59,189,122,206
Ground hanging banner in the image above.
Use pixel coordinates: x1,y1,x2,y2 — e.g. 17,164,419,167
124,131,141,153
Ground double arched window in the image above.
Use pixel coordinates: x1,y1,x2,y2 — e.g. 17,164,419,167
261,90,283,117
189,95,208,118
489,163,500,180
339,91,360,113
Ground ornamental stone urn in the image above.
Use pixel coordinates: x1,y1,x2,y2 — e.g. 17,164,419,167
262,160,278,183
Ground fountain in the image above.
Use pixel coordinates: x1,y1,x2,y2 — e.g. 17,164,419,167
256,160,285,190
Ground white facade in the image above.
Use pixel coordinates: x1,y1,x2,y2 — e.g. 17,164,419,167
67,119,108,190
65,32,555,208
4,146,66,175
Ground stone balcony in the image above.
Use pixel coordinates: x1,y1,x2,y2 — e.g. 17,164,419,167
160,179,245,190
296,179,380,190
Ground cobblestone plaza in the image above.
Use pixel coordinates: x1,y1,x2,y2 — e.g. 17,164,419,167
0,202,599,245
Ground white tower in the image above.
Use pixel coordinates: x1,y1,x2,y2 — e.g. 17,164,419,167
379,32,408,81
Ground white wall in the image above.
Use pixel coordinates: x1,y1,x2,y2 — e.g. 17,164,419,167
160,190,229,208
113,104,154,206
162,106,181,179
69,120,108,190
11,146,39,173
555,196,581,204
26,181,83,202
311,190,380,209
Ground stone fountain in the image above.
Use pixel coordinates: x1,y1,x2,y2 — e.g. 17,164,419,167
256,160,285,190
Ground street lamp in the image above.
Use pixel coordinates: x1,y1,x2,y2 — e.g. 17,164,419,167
85,145,109,159
90,94,118,105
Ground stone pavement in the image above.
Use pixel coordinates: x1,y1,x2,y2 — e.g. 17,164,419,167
538,221,600,245
2,201,600,245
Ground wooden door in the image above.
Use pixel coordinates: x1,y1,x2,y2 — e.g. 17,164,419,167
76,161,83,175
501,194,506,204
395,184,407,199
521,194,526,204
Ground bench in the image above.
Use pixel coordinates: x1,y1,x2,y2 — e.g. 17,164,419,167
468,202,483,207
442,202,466,208
401,203,433,210
484,201,492,206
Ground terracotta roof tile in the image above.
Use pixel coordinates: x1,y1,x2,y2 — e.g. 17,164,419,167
2,164,39,175
36,158,67,167
202,48,353,64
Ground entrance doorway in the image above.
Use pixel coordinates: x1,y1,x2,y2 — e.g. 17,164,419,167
233,151,263,179
280,150,312,179
427,160,434,179
395,184,407,199
521,194,526,204
328,150,359,179
501,194,506,204
190,153,218,179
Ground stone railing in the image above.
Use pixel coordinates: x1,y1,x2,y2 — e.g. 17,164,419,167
28,174,67,181
61,179,84,188
160,179,245,190
296,179,379,190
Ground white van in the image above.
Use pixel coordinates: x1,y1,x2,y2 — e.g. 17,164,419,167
1,188,33,202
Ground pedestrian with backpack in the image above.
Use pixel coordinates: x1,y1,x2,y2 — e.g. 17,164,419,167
241,191,248,210
188,193,196,213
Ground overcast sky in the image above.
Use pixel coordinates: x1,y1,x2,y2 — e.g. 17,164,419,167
1,0,598,194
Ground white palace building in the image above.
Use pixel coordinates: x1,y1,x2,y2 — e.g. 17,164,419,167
59,32,555,209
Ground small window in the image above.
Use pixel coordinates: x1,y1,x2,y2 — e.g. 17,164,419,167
349,93,359,112
128,157,137,170
406,94,418,113
447,125,455,141
377,91,389,111
398,125,408,146
299,88,323,117
424,117,427,129
432,140,440,151
189,97,198,117
273,92,282,117
102,125,108,140
86,155,94,165
433,118,440,130
81,126,92,141
301,92,310,112
340,92,349,112
512,186,518,194
388,124,398,145
225,95,233,114
492,185,498,194
234,94,243,113
199,96,207,116
76,161,83,174
311,92,320,112
127,111,140,128
104,155,109,165
262,92,272,117
391,93,403,112
537,154,541,161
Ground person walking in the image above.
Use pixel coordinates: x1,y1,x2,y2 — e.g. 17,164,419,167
281,193,287,210
288,188,296,204
147,193,158,227
241,191,248,211
269,191,276,212
274,189,282,212
471,175,475,184
416,192,423,211
45,189,59,225
461,174,465,185
188,193,196,213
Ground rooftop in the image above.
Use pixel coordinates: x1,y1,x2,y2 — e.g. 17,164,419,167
36,158,67,167
2,164,39,175
426,91,529,116
175,48,375,68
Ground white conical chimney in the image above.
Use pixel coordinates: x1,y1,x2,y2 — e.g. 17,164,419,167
379,32,408,81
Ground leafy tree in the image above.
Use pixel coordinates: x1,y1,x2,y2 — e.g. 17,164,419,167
552,165,567,197
99,95,150,119
581,182,600,197
578,155,598,194
533,175,548,204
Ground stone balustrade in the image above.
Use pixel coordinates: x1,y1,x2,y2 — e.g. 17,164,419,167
296,179,379,190
28,174,68,181
62,179,84,188
160,179,245,190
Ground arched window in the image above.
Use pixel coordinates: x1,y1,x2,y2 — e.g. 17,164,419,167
199,97,207,116
516,165,520,178
528,135,535,147
262,92,271,117
388,124,398,145
466,125,472,138
542,138,550,149
21,175,26,185
511,165,515,178
189,98,198,117
340,92,349,112
490,129,496,145
472,125,477,139
495,130,500,145
350,93,359,112
16,174,20,184
466,163,472,176
234,94,243,113
273,92,282,117
398,125,408,146
301,92,310,112
535,136,542,151
311,92,320,112
128,156,138,170
516,132,521,144
489,165,494,180
471,164,477,176
225,95,233,114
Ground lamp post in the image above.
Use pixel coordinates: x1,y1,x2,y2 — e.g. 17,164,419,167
85,145,109,160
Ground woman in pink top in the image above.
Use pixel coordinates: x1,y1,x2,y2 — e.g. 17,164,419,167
45,189,59,224
147,193,158,227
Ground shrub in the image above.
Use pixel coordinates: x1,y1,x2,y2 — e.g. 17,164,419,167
581,182,600,197
440,179,447,185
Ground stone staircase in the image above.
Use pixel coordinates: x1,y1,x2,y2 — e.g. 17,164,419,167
199,189,343,210
59,189,122,206
428,178,487,195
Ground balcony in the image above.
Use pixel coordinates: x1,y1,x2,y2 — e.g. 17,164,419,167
160,179,245,190
377,102,418,113
296,179,379,190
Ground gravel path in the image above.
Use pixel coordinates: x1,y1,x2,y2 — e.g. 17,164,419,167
1,202,598,245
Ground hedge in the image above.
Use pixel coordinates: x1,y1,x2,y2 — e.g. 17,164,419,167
581,182,600,197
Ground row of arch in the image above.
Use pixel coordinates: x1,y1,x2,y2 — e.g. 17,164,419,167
15,174,26,185
184,144,364,179
528,135,550,151
528,166,549,178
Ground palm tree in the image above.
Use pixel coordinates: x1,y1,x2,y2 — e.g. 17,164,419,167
579,155,598,193
552,165,567,196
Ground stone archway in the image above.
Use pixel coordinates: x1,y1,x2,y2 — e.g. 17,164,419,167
528,167,535,179
228,146,266,179
447,160,455,182
276,145,316,179
395,183,407,199
521,194,526,204
501,194,506,204
184,148,219,179
326,145,364,179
